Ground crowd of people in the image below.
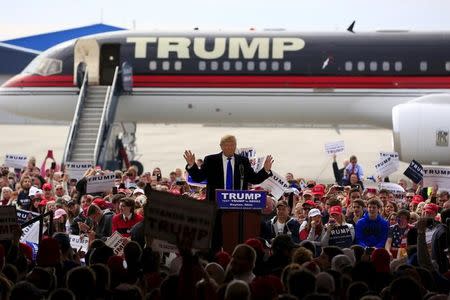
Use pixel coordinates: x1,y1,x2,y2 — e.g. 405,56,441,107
0,147,448,300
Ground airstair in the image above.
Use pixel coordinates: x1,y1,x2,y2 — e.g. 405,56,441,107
62,66,121,166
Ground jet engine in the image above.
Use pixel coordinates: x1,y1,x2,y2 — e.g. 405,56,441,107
392,94,450,165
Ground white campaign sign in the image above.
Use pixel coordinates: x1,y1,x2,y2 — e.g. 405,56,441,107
65,162,93,181
20,222,40,244
86,174,115,193
105,231,130,256
69,234,89,253
237,147,256,159
258,171,290,200
379,151,400,168
151,239,179,253
375,156,398,177
4,154,27,169
423,166,450,190
250,157,265,172
324,141,345,155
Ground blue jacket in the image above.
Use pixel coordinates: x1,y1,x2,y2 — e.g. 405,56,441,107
355,213,389,248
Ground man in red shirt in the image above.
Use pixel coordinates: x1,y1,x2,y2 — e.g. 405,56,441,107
112,198,143,237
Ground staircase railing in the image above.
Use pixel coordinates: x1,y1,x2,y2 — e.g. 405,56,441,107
62,71,88,165
94,66,120,166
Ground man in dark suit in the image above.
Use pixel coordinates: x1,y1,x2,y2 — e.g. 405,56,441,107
184,135,273,253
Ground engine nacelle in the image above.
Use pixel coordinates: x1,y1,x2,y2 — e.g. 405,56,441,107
392,94,450,165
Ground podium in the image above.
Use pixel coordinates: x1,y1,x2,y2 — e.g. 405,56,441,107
216,190,266,254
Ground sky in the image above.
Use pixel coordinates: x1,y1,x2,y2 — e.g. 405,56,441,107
1,0,450,40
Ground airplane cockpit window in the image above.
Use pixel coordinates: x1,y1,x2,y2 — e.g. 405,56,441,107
394,62,402,72
382,62,390,71
23,57,63,76
420,61,428,72
345,62,352,71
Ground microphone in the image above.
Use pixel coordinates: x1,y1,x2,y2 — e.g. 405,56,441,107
239,164,244,190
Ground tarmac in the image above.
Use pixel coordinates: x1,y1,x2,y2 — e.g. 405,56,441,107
0,124,410,186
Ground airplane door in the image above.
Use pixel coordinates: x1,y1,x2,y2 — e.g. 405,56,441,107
74,38,100,85
100,44,120,85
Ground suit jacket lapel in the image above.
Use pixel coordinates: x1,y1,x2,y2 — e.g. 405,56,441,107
218,152,225,188
234,154,242,190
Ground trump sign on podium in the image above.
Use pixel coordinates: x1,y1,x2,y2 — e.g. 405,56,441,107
216,190,266,209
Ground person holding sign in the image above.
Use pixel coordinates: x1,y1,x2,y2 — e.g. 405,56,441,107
184,135,273,252
342,155,364,186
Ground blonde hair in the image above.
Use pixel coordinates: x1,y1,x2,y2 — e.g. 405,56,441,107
220,135,237,145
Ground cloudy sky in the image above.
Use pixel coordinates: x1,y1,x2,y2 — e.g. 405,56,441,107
1,0,450,40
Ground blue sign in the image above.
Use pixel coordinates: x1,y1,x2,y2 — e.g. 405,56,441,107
186,174,207,187
216,190,266,210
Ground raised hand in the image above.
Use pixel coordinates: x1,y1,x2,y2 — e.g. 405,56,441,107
183,150,196,167
264,155,274,172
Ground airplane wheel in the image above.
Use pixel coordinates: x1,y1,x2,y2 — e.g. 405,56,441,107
130,160,144,176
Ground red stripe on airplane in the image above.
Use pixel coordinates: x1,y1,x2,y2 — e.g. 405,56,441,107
4,74,450,88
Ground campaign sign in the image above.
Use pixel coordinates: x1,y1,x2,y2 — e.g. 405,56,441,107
186,174,207,188
105,231,130,256
380,151,400,168
86,174,115,193
216,190,266,210
250,157,265,172
0,206,17,240
379,182,405,201
20,222,40,244
324,141,345,155
65,161,93,181
16,209,39,225
375,156,398,178
423,166,450,190
403,160,423,184
258,171,289,200
69,234,89,253
238,147,256,159
144,190,215,249
4,154,27,169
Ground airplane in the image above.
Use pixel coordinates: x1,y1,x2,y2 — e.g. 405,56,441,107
1,30,450,165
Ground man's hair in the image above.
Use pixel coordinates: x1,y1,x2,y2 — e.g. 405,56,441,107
397,209,410,220
326,198,341,207
120,197,136,212
287,269,316,299
378,189,389,195
367,198,382,209
349,155,357,161
352,199,365,208
439,191,449,198
220,135,237,145
232,244,257,269
224,280,250,300
87,204,101,216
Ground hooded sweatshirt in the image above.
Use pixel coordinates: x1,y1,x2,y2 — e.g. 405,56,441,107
355,213,389,248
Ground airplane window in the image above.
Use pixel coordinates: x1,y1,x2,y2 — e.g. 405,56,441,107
272,61,279,71
199,61,206,71
382,62,390,71
174,61,182,71
24,57,63,76
370,61,377,71
149,61,158,71
345,62,352,71
223,61,230,71
162,61,170,71
259,61,267,71
445,62,450,71
235,61,243,71
284,61,291,71
394,61,402,72
420,61,427,72
211,61,218,71
247,61,255,71
357,62,365,71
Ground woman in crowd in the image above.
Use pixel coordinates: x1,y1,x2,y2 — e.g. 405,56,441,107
299,208,324,245
321,205,355,248
382,201,398,219
385,209,413,258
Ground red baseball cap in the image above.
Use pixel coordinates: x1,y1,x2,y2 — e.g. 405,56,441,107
423,203,439,215
412,195,424,204
329,205,342,215
302,200,316,207
42,183,52,191
312,184,325,196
